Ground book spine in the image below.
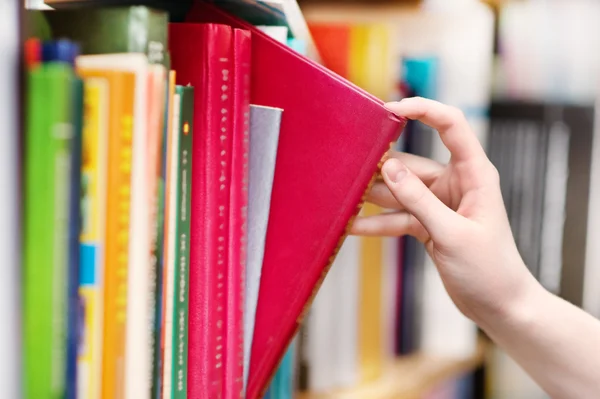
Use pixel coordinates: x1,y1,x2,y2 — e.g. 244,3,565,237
214,25,234,399
225,28,251,399
146,65,167,399
151,71,175,399
162,90,181,399
129,7,169,66
101,73,135,399
169,23,233,398
123,58,151,399
78,76,109,399
24,63,73,399
171,86,194,399
66,76,84,399
49,65,74,399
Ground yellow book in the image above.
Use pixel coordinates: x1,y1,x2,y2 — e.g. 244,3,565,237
349,23,393,383
78,77,110,399
77,67,136,399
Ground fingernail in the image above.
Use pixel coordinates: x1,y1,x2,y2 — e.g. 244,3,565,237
383,158,407,183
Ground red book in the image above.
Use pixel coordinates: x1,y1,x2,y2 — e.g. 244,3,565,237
186,3,407,398
225,28,251,398
168,23,234,398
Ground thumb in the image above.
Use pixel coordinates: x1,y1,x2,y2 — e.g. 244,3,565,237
381,158,460,241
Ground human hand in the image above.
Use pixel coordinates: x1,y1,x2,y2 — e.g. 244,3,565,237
351,97,542,328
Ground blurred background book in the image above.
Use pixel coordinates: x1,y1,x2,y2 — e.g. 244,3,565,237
296,0,600,398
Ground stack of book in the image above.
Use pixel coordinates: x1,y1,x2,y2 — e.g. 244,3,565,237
21,2,405,399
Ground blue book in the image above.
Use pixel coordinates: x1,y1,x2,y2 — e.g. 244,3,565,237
66,76,84,399
266,342,295,399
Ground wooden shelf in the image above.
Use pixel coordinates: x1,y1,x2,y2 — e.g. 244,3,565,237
297,338,488,399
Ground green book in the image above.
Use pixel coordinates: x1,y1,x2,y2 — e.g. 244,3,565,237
23,62,75,399
44,6,169,66
171,85,194,399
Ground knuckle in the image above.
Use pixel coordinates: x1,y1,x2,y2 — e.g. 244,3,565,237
487,163,501,184
449,106,466,123
438,106,466,131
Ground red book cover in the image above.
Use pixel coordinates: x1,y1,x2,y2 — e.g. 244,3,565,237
168,23,234,398
186,3,407,397
225,28,251,398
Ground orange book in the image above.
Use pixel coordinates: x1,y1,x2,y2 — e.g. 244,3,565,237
77,68,136,399
160,70,177,396
308,23,351,78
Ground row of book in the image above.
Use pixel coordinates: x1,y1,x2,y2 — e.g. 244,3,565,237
23,13,252,399
21,1,405,398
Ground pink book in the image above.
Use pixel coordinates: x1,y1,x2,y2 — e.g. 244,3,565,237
168,23,234,398
224,28,251,399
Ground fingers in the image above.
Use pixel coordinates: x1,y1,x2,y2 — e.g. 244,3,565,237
350,212,430,242
381,157,462,241
386,97,487,163
368,152,444,209
388,151,444,185
367,182,403,209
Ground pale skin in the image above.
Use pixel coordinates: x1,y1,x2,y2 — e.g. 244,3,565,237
351,97,600,399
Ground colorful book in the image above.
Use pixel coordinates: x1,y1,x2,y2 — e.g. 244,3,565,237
186,3,406,397
161,87,180,399
76,53,152,399
23,50,76,399
244,104,283,390
169,85,194,399
75,66,136,399
225,28,252,399
169,23,236,398
77,75,110,399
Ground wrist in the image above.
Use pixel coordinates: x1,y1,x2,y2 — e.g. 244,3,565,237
478,264,548,338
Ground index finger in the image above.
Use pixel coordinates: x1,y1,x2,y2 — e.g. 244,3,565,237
385,97,487,163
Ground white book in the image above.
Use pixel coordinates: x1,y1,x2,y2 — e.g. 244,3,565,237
332,236,360,388
244,105,283,390
381,236,398,361
307,255,338,392
539,122,570,294
307,236,360,391
0,0,21,396
76,54,151,399
256,25,289,44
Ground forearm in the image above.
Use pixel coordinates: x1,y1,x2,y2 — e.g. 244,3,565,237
481,280,600,399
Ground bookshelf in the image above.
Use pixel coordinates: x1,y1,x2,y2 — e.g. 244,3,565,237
298,338,488,399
